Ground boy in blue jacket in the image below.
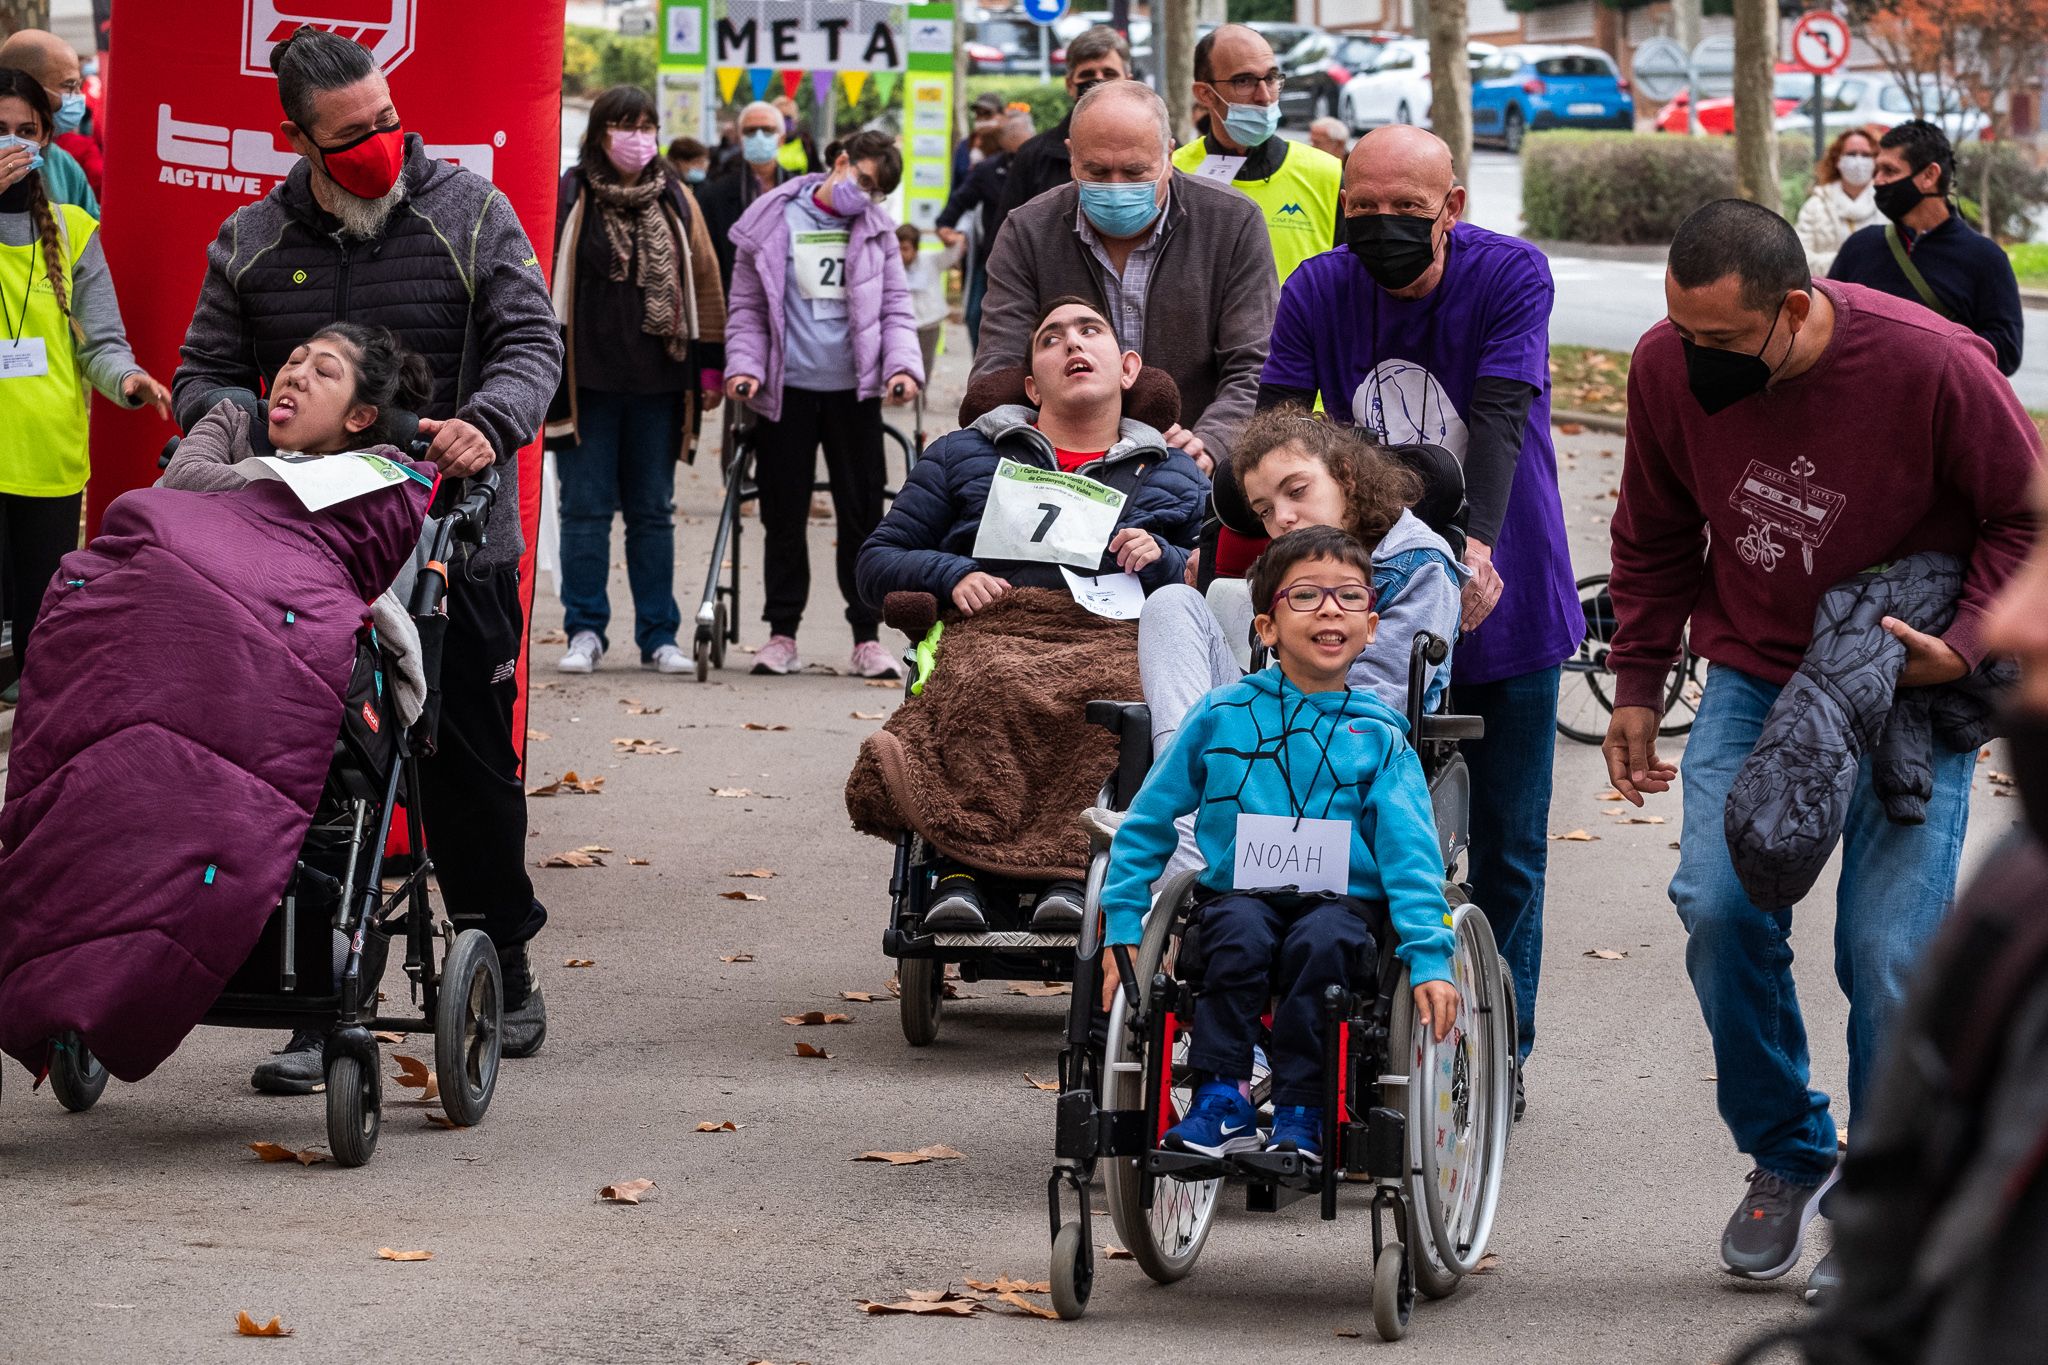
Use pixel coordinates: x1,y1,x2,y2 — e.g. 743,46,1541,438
1099,524,1460,1165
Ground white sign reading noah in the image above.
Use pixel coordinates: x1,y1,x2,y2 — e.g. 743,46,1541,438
714,0,907,71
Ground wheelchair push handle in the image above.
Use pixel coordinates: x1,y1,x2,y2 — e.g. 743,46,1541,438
410,464,502,618
1406,631,1449,736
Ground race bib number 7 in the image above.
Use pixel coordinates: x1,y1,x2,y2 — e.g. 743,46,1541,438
971,458,1126,571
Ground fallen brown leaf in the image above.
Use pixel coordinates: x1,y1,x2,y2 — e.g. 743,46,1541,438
234,1312,293,1338
794,1041,832,1059
1556,421,1586,435
858,1296,980,1317
863,678,896,688
841,990,879,1003
719,952,756,963
729,868,777,879
612,736,680,755
742,722,791,732
1988,770,2016,786
1615,815,1666,825
694,1120,739,1133
526,770,604,797
376,1247,433,1262
622,702,664,715
1583,948,1629,961
850,710,885,721
390,1054,438,1102
781,1011,852,1026
966,1276,1052,1294
563,958,596,968
1550,829,1600,842
996,1290,1059,1320
1006,982,1070,997
1470,1252,1501,1274
721,890,766,902
526,729,551,742
1024,1073,1061,1092
854,1144,966,1165
372,1030,407,1044
599,1178,656,1204
248,1141,327,1166
539,849,604,868
1596,790,1625,801
711,787,758,799
1335,1328,1363,1338
627,857,650,866
1102,1245,1134,1260
424,1112,467,1130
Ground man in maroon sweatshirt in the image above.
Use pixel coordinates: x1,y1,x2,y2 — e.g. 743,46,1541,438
1602,199,2039,1302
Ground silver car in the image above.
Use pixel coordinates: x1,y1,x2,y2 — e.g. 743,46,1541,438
1773,73,1989,145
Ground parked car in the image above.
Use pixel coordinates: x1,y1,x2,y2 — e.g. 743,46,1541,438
1470,44,1633,151
1772,72,1989,143
1656,66,1808,135
965,16,1047,76
1339,36,1498,132
1278,30,1397,126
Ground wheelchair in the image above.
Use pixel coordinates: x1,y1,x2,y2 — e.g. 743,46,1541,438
1044,632,1517,1340
689,392,924,681
1555,572,1701,744
32,416,509,1165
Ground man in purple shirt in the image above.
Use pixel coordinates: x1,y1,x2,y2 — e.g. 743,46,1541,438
1242,125,1583,1115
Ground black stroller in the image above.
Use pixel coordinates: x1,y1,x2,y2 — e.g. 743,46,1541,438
40,425,507,1167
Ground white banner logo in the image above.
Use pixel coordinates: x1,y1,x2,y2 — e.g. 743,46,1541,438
242,0,417,79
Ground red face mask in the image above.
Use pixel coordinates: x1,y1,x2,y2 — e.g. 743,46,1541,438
316,124,405,200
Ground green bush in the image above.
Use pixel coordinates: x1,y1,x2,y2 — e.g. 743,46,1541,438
963,76,1070,133
1523,131,1822,244
563,24,656,100
1954,142,2048,245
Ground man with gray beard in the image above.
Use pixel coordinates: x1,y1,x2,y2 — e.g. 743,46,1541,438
172,26,563,1093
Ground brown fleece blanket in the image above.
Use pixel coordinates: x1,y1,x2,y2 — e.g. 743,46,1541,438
845,589,1141,879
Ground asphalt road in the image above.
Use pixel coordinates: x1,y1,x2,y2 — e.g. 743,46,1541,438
0,322,2020,1364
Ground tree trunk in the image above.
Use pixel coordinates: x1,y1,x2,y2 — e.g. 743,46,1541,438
1732,0,1780,215
0,0,51,36
1162,0,1197,145
1427,0,1472,186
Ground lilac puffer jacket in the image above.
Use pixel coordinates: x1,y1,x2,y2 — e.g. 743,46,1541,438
723,175,924,422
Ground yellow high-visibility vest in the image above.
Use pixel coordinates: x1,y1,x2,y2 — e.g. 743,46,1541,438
0,202,96,498
1173,137,1342,286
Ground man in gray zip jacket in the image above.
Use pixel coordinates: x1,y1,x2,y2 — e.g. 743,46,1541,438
171,27,563,1089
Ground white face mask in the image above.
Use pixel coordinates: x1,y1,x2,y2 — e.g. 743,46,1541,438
1838,154,1875,187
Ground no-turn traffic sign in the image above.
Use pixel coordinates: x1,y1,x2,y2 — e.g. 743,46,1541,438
1789,12,1851,76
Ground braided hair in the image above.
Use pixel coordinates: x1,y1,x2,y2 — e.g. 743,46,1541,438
0,70,78,342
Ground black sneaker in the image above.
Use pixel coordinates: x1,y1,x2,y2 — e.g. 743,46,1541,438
1720,1166,1838,1280
1513,1059,1527,1122
250,1027,325,1095
924,872,986,929
1028,880,1085,930
498,944,546,1058
1803,1248,1842,1307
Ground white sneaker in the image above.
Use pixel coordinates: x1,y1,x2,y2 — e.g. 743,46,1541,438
646,644,690,674
557,631,602,673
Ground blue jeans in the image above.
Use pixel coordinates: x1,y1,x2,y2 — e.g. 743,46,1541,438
557,389,682,658
964,254,988,351
1452,665,1560,1062
1672,665,1973,1184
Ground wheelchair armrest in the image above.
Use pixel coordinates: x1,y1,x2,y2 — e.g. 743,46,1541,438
1085,700,1150,736
883,591,939,637
1419,713,1485,742
1085,701,1155,812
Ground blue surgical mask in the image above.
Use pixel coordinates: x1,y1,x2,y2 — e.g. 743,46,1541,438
0,134,43,173
741,130,779,166
684,167,707,184
1076,178,1162,239
52,92,86,137
1220,101,1280,149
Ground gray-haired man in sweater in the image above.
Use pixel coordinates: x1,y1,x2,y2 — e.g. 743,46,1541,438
171,27,563,1090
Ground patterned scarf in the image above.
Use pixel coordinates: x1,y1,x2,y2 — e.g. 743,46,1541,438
588,175,690,361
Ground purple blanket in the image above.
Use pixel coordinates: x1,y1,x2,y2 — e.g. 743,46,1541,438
0,473,428,1081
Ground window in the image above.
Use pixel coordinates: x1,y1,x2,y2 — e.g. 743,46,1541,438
1475,54,1522,82
1378,49,1416,71
1827,79,1866,113
1878,85,1913,114
1535,55,1605,77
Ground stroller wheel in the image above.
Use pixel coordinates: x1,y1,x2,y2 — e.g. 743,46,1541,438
435,929,502,1128
325,1050,381,1167
48,1032,108,1113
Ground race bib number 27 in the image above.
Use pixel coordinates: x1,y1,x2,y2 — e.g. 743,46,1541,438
792,230,849,318
971,458,1126,571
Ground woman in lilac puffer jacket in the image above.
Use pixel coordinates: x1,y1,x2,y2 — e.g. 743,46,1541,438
722,129,925,682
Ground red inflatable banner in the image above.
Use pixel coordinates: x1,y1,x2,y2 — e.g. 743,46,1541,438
90,0,563,747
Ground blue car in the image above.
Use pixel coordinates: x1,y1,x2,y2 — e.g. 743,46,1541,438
1472,45,1634,152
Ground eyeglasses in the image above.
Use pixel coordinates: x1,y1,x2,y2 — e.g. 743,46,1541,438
611,120,658,133
1271,583,1376,613
1207,71,1284,98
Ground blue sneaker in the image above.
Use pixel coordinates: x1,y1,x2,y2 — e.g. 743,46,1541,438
1162,1081,1262,1157
1267,1106,1324,1165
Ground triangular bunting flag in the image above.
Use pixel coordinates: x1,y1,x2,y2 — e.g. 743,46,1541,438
840,69,869,105
811,70,834,108
781,69,803,100
873,70,899,104
748,67,773,101
716,67,745,104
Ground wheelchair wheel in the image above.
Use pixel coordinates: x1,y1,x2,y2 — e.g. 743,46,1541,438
324,1048,381,1168
898,956,943,1046
47,1032,108,1113
1372,1241,1411,1342
435,929,502,1129
1395,905,1513,1295
1102,870,1221,1286
1557,574,1700,745
1050,1219,1092,1320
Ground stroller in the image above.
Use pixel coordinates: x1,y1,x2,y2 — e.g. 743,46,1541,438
28,428,506,1167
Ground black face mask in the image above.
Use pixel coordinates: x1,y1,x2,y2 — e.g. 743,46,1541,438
1344,209,1440,291
1681,298,1789,416
2002,706,2048,847
1873,175,1928,225
0,173,33,214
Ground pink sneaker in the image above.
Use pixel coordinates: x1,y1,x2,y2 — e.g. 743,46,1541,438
751,634,801,675
850,640,902,680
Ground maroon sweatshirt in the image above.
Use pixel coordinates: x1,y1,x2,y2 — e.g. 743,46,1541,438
1609,280,2040,711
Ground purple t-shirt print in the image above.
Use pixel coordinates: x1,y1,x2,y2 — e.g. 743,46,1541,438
1261,221,1585,685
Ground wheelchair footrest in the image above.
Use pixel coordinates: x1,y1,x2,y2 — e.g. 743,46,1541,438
1055,1093,1150,1160
1145,1148,1229,1182
1232,1149,1323,1188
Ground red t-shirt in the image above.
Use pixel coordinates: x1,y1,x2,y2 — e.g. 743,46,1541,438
1053,446,1104,473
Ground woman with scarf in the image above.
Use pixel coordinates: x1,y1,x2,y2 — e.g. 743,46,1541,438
1794,126,1882,276
547,84,726,675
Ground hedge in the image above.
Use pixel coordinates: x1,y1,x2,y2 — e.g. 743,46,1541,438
562,25,657,101
1523,131,1821,244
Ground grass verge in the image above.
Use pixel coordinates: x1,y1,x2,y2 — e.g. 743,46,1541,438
2009,242,2048,290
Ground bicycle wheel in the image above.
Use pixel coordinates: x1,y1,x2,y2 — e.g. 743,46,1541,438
1557,574,1696,745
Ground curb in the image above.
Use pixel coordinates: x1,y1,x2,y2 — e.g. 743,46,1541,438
1551,408,1628,435
2023,286,2048,312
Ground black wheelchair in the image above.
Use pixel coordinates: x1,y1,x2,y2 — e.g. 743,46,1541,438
1556,572,1701,744
1044,628,1517,1340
